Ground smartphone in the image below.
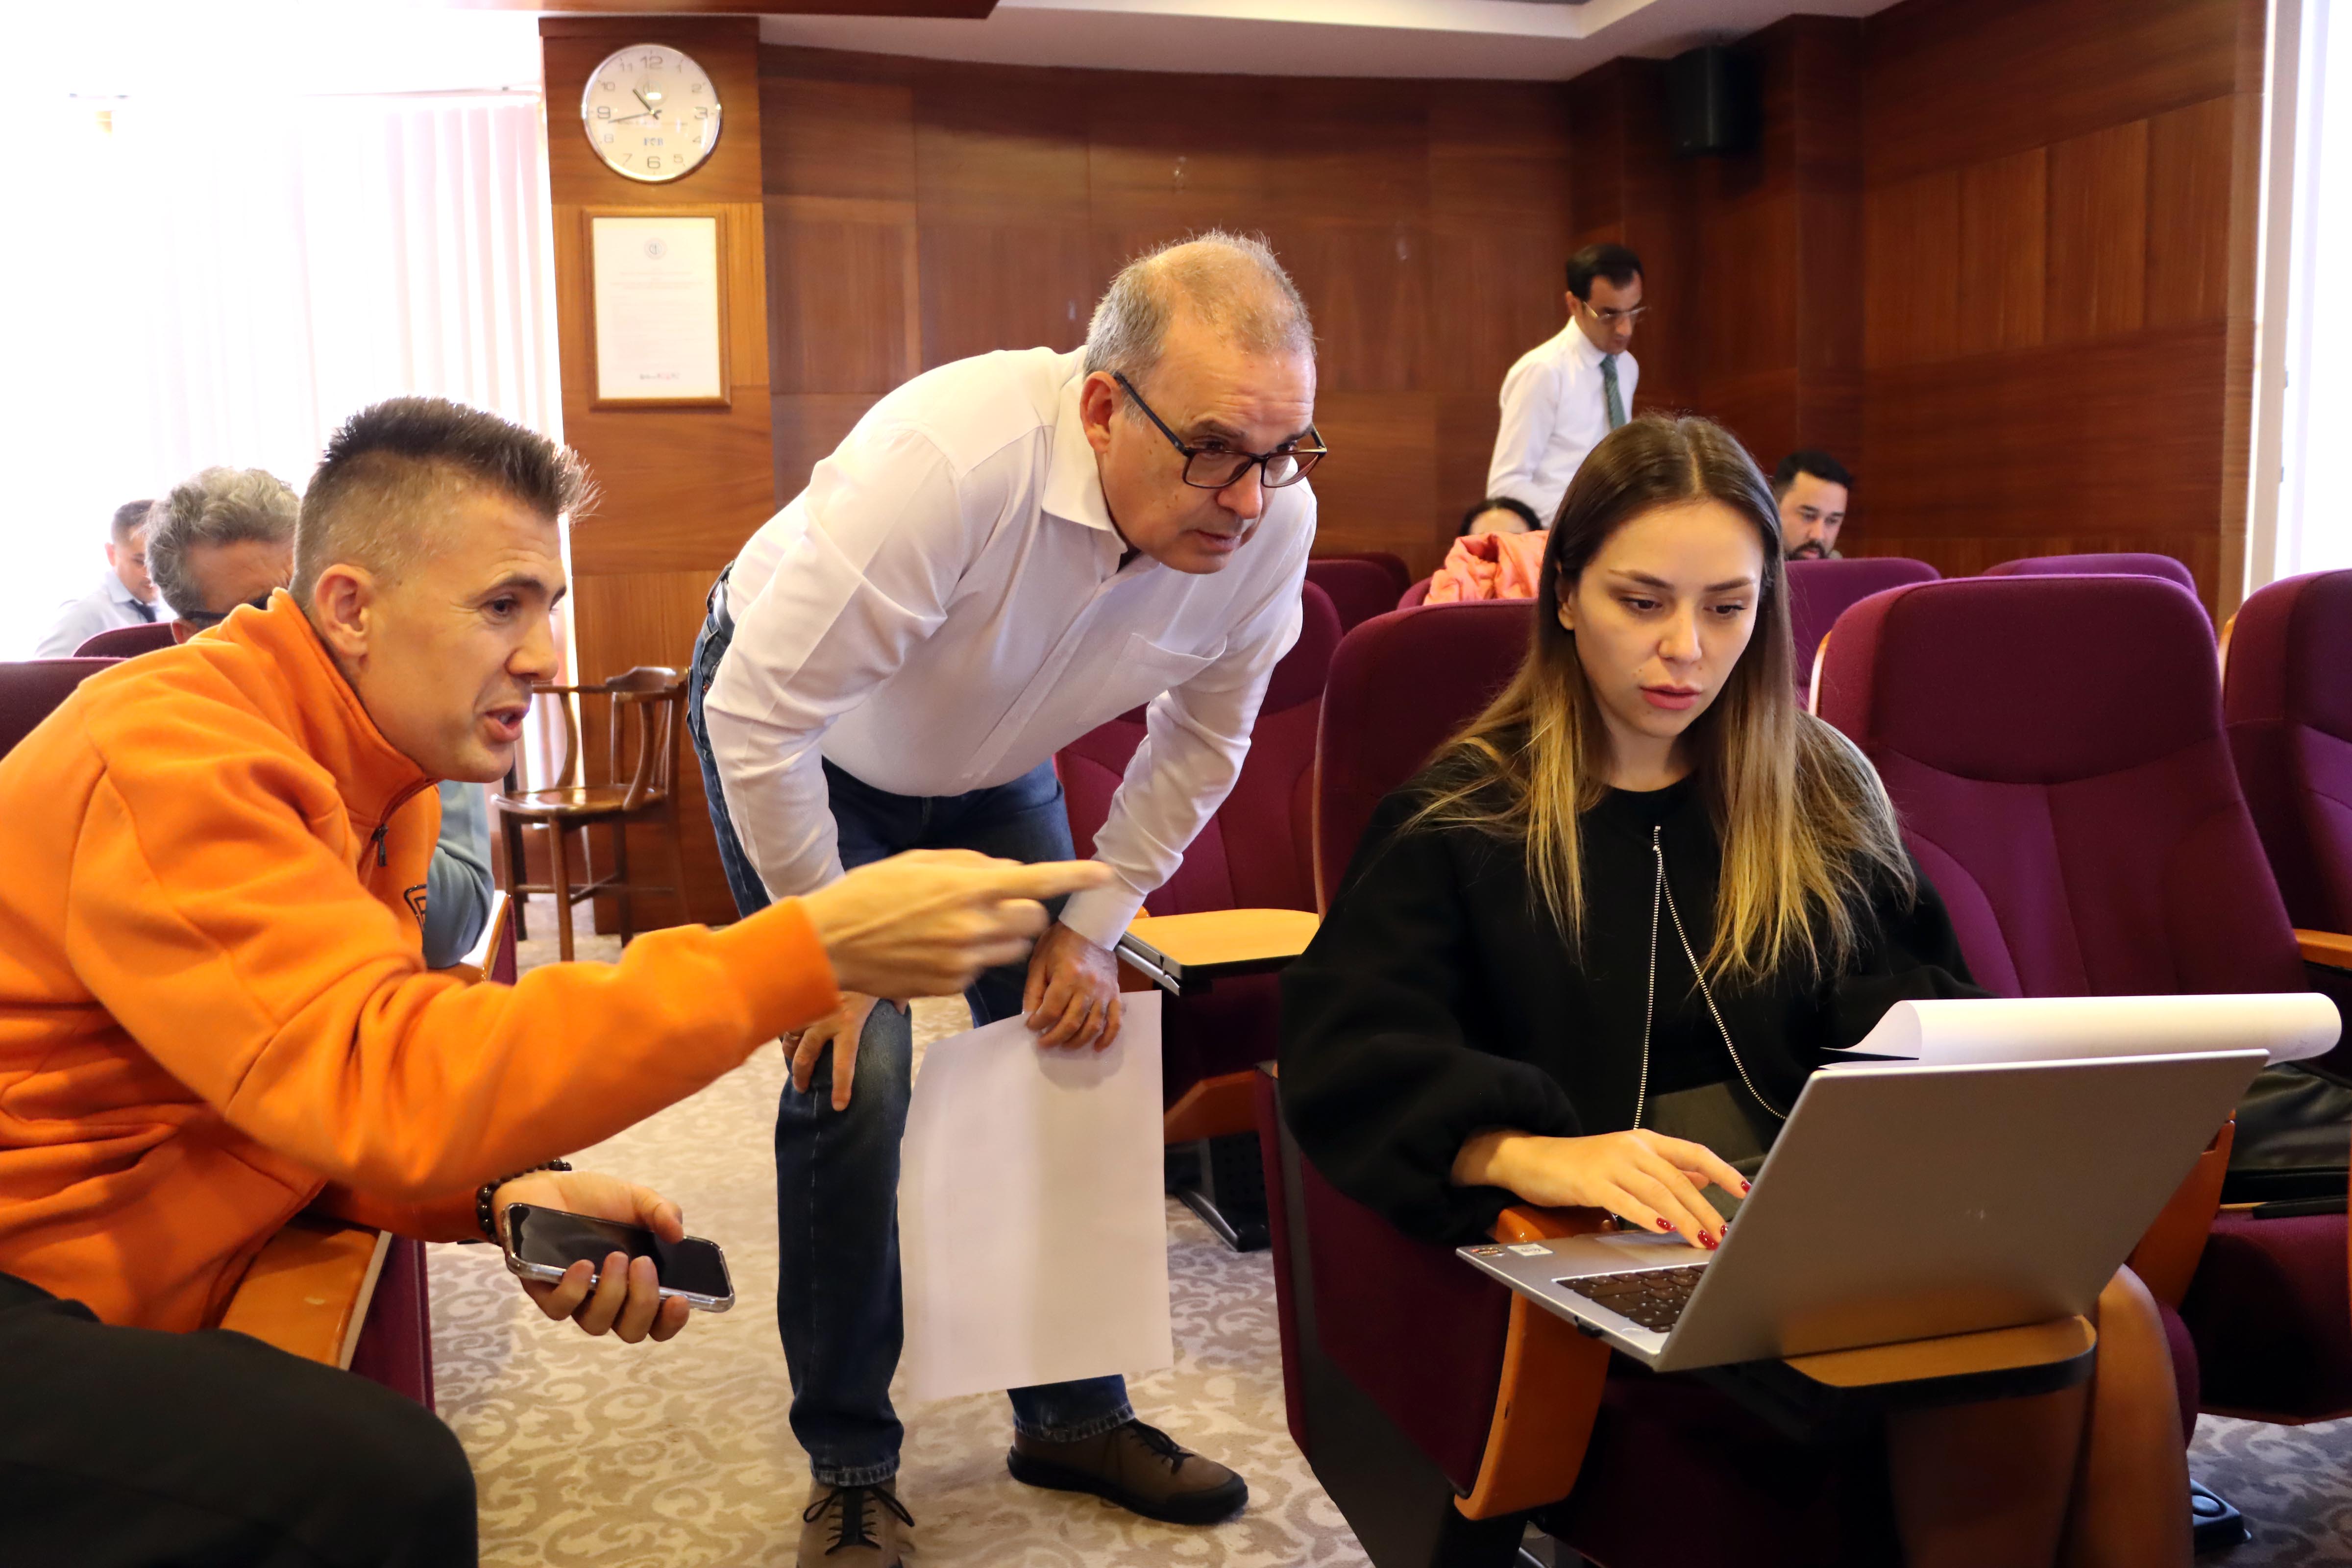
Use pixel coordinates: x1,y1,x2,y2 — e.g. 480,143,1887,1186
500,1203,735,1312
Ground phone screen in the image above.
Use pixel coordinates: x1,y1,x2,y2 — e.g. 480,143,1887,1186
503,1204,733,1300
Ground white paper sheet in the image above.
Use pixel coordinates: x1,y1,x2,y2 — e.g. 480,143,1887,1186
899,991,1172,1404
1832,992,2341,1069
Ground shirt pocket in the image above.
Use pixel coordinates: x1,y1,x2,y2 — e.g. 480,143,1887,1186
1085,632,1220,724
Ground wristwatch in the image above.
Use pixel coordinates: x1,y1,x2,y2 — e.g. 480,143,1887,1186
477,1159,574,1244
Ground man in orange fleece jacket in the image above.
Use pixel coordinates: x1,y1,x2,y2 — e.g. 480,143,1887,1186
0,397,1105,1568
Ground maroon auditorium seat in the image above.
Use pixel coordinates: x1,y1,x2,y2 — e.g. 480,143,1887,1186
1314,551,1410,597
2225,569,2352,933
1983,553,2209,623
1396,577,1434,610
1060,583,1342,1246
1313,601,1532,906
1816,573,2352,1423
1306,558,1406,636
1784,557,1936,705
0,659,120,754
74,621,177,659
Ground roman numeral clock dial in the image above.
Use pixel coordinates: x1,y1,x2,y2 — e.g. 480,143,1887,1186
580,45,721,183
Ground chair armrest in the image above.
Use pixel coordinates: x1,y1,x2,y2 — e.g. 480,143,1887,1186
1116,909,1320,996
2127,1115,2234,1307
437,890,512,985
1781,1314,2095,1391
2298,930,2352,971
1454,1204,1614,1519
218,1217,392,1370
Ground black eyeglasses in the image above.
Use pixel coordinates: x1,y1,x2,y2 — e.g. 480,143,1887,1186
1113,372,1326,490
181,591,275,631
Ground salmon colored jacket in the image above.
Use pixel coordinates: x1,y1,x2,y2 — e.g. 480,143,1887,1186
1426,529,1548,605
0,595,838,1332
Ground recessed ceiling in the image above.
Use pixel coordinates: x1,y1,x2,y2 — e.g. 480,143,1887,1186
759,0,1901,81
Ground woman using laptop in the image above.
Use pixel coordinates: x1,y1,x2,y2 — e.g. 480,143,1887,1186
1280,415,2190,1568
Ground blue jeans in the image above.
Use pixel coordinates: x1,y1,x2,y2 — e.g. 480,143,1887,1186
686,579,1133,1486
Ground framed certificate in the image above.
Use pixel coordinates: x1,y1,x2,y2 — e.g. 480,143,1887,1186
585,210,730,409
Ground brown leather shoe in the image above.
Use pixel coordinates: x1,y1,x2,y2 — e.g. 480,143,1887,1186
797,1482,914,1566
1006,1419,1247,1525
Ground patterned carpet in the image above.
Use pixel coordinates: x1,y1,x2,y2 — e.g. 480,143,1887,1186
437,907,2352,1565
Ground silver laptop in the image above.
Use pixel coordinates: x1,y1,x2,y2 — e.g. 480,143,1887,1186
1458,1051,2264,1373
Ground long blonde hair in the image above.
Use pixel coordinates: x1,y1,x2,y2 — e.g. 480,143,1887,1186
1413,415,1913,987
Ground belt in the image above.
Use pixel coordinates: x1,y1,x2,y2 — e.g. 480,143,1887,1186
705,562,736,636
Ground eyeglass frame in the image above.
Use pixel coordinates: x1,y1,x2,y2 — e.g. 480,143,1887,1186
1110,371,1326,491
178,590,276,631
1577,298,1649,326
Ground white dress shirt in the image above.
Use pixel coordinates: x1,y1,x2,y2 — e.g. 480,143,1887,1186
1485,322,1638,525
704,345,1315,948
32,572,168,659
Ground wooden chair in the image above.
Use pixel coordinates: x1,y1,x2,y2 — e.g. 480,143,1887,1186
492,666,691,961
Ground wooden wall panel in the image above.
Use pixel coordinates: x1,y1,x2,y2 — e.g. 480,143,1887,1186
1856,0,2261,606
1303,393,1439,563
1864,0,2244,187
544,16,775,926
1959,150,2047,352
2045,121,2149,344
2147,94,2238,328
1863,171,1961,369
758,46,1580,576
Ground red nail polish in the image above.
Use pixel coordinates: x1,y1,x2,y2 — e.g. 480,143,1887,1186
1703,1233,1719,1250
1657,1219,1674,1230
1739,1180,1752,1194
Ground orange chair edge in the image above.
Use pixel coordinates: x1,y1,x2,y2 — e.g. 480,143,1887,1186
1456,1204,1614,1520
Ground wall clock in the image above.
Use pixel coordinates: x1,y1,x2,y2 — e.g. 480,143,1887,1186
580,44,721,184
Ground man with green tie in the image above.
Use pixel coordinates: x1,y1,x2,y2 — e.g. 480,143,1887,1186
1485,243,1645,528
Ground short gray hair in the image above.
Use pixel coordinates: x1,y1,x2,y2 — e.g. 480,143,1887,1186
150,467,299,620
1082,231,1314,389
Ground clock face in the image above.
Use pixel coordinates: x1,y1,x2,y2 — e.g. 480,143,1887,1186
580,45,721,184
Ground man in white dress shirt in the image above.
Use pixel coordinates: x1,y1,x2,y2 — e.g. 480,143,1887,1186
689,232,1319,1565
1485,243,1646,526
32,500,171,657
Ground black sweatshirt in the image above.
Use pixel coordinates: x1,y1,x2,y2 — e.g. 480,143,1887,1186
1278,770,1984,1245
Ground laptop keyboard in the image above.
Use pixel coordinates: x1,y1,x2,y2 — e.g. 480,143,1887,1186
1562,1265,1709,1333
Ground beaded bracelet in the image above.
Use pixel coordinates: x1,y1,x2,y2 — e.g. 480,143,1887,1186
477,1159,574,1244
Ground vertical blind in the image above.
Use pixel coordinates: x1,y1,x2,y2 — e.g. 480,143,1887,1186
2278,0,2352,582
11,92,561,654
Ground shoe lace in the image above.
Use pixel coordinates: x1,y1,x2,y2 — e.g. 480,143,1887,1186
1124,1421,1192,1474
804,1486,915,1555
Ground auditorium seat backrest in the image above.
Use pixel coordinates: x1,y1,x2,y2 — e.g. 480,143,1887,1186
1785,557,1937,702
1314,600,1533,909
75,622,177,659
1816,576,2300,998
2224,568,2352,932
1983,553,2208,623
0,659,120,757
1397,577,1433,610
1305,558,1407,636
1060,583,1342,915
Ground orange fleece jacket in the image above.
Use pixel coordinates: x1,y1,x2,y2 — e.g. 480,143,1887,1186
0,595,838,1332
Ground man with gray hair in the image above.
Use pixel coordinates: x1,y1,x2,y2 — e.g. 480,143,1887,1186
33,500,170,657
690,231,1320,1561
147,466,302,628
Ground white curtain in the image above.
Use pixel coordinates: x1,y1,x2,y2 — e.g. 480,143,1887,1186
5,91,560,655
2278,0,2352,581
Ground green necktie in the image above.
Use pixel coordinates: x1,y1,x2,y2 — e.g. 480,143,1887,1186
1601,354,1626,430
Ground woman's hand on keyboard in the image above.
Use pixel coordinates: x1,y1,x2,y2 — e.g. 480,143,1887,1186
1452,1128,1747,1250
